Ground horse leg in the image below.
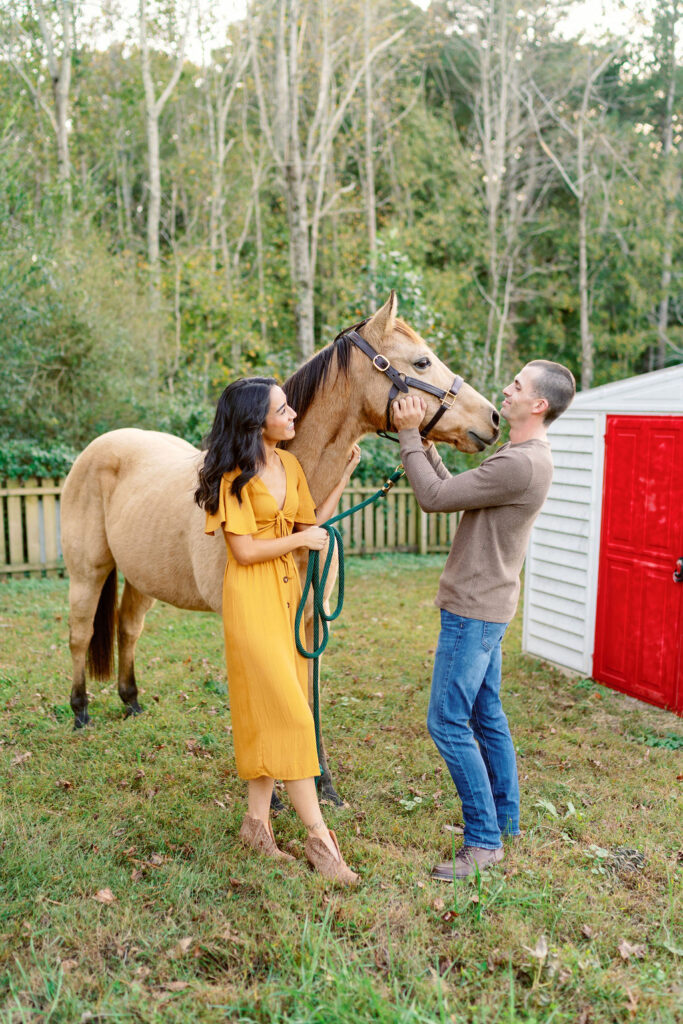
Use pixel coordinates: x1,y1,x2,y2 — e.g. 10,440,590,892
317,732,344,806
117,580,156,718
68,567,116,729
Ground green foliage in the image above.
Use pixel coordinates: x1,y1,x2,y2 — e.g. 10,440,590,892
0,0,680,453
0,440,77,480
0,228,159,448
632,730,683,750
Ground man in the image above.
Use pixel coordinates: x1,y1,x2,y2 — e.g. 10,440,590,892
392,360,576,881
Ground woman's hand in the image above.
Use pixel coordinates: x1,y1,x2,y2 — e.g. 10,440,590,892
297,526,329,551
341,444,362,484
392,395,426,431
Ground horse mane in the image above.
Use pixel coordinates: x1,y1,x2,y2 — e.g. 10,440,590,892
281,316,418,440
282,320,365,428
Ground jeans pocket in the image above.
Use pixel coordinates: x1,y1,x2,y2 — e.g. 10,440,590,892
481,621,508,652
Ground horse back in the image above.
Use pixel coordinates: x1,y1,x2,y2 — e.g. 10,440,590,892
61,429,225,612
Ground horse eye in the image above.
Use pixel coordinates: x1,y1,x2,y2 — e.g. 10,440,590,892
413,357,431,370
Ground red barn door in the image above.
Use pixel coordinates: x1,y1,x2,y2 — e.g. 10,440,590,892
593,416,683,715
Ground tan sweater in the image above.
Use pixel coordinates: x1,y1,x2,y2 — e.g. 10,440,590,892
399,429,553,623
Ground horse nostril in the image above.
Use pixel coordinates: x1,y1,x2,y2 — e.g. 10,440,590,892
492,409,500,428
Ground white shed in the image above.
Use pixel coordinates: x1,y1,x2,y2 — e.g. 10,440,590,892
523,363,683,715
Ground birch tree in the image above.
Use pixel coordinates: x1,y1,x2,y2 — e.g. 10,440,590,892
431,0,557,387
653,0,681,367
524,42,625,389
138,0,192,385
2,0,75,215
248,0,404,358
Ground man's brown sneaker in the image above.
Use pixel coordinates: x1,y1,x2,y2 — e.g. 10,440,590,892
431,845,504,881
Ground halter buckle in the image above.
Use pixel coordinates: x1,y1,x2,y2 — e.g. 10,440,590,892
441,376,462,408
372,354,391,372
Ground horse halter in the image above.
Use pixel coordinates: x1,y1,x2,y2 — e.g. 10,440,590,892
340,325,464,443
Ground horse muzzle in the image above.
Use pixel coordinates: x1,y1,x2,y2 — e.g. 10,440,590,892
467,428,500,451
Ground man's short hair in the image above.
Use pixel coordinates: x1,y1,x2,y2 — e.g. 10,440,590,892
526,360,576,425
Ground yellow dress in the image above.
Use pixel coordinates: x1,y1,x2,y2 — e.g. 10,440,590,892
205,449,320,781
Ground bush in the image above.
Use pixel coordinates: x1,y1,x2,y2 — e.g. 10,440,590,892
0,440,77,480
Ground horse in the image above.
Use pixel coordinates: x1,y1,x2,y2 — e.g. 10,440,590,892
60,292,500,802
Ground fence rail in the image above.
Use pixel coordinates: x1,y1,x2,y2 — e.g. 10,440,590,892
1,477,456,577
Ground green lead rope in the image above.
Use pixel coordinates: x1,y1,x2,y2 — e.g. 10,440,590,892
295,465,406,768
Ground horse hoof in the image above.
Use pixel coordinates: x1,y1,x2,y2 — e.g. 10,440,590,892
270,790,286,815
73,713,91,730
318,781,345,807
124,702,143,719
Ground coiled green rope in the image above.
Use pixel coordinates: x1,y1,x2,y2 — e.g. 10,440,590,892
295,465,406,766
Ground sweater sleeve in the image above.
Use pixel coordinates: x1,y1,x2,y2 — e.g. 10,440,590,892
423,441,451,481
398,427,533,513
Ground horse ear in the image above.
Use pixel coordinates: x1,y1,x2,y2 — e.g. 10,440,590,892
363,291,397,347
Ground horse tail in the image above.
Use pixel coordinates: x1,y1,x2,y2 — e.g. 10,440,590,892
87,569,118,680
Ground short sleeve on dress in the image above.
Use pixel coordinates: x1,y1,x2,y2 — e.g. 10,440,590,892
205,474,258,536
292,456,317,525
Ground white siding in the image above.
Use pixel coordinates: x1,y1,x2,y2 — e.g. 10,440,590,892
523,413,601,675
522,362,683,677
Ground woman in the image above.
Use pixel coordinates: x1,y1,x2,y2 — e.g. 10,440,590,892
195,377,360,885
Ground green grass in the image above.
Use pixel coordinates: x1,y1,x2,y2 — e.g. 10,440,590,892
0,555,681,1023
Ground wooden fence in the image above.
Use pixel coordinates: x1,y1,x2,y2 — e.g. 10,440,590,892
1,478,457,577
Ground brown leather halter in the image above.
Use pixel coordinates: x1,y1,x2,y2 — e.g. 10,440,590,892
338,323,463,443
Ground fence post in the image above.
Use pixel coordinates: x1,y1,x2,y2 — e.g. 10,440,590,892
7,479,23,567
419,507,428,555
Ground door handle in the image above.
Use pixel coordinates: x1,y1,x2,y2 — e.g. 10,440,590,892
674,557,683,583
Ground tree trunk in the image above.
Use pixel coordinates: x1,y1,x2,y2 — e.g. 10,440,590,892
138,0,191,390
364,0,377,306
35,0,72,215
656,0,679,368
578,193,593,389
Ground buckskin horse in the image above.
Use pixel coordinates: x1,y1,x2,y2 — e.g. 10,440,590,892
61,292,500,802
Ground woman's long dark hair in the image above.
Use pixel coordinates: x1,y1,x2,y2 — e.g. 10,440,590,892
194,377,277,513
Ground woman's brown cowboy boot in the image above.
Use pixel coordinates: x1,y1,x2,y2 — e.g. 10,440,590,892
239,814,295,862
304,829,359,885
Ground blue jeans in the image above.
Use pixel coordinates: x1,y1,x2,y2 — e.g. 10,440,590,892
427,610,519,849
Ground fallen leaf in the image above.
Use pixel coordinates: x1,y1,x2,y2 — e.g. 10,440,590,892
60,959,78,972
617,938,645,961
625,989,639,1017
11,751,32,767
524,935,549,961
443,824,464,834
171,937,194,959
55,779,73,790
92,888,116,905
131,868,145,882
164,980,188,991
581,924,594,940
432,897,445,911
